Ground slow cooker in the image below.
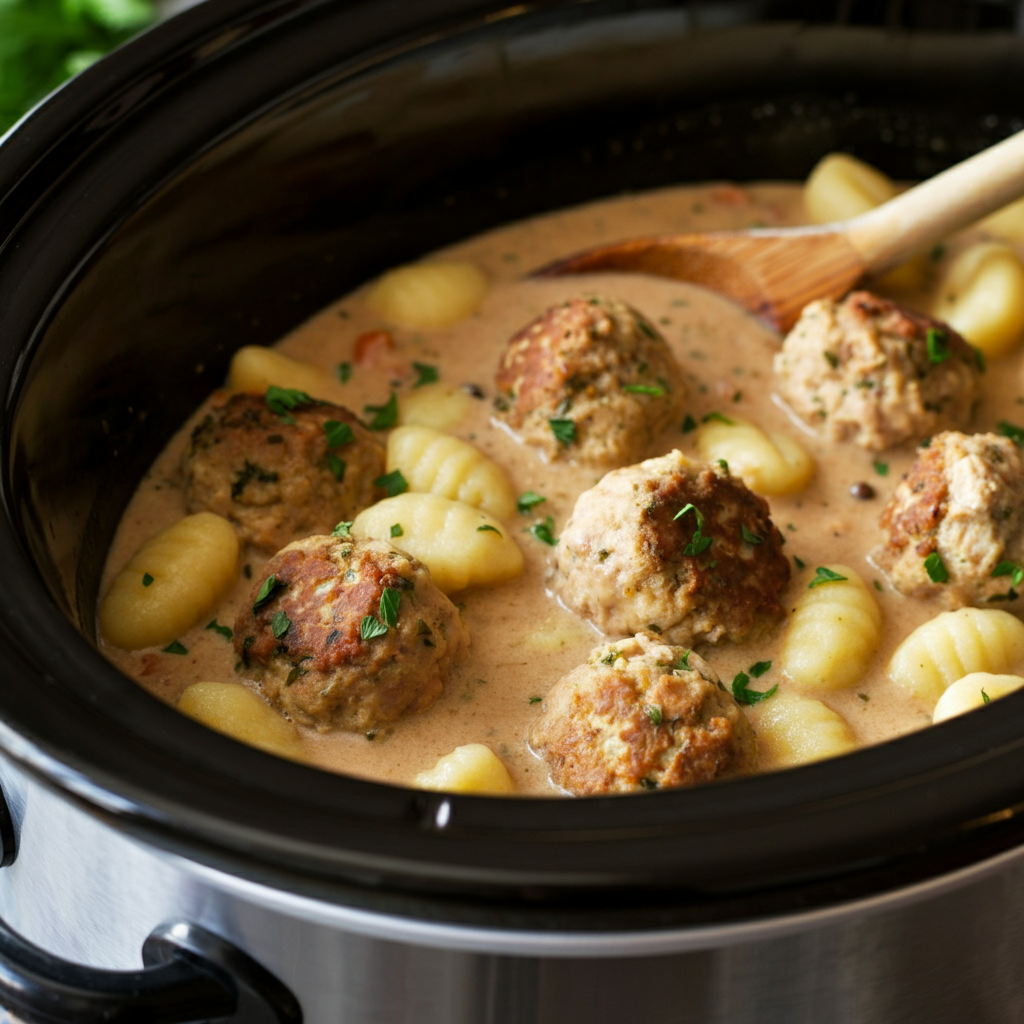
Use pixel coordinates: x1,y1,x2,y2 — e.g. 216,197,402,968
2,1,1024,1021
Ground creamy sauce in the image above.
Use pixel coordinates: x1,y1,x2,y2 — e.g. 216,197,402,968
99,181,1024,794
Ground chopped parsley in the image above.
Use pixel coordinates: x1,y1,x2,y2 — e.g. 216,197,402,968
998,420,1024,447
412,362,439,388
732,670,777,706
477,524,502,536
323,420,354,448
873,461,889,476
526,516,558,546
549,417,576,446
327,454,346,482
639,777,658,790
646,705,664,726
926,327,950,364
993,560,1024,589
516,491,546,514
717,458,729,472
373,469,408,496
741,525,762,545
622,383,666,396
823,350,839,369
231,460,278,500
677,650,692,670
271,611,291,639
528,696,543,704
701,411,734,426
924,551,949,583
808,566,848,588
332,521,353,538
364,392,399,430
673,503,712,556
748,660,772,678
266,385,313,423
681,414,697,433
379,587,402,629
793,555,806,570
205,620,233,641
360,615,389,641
390,523,403,538
162,640,188,655
974,347,986,373
253,574,285,611
982,688,991,705
336,361,353,383
141,572,154,587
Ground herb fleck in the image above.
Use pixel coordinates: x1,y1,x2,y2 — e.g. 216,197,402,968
873,461,889,476
327,454,346,482
982,688,991,705
924,551,949,583
360,615,389,641
732,670,777,705
823,350,839,369
364,392,399,430
141,572,154,587
526,516,558,546
271,610,291,639
266,385,313,423
646,705,664,726
477,524,502,536
528,696,543,705
163,640,188,655
794,555,806,570
517,491,546,514
549,417,576,446
998,420,1024,447
324,420,354,448
741,525,762,545
808,566,848,588
379,587,402,628
673,503,712,556
253,574,285,611
337,361,353,383
205,620,233,641
332,521,353,538
702,411,734,426
926,328,950,364
373,469,408,496
622,383,666,396
412,362,439,388
390,523,403,538
748,660,771,678
681,414,697,433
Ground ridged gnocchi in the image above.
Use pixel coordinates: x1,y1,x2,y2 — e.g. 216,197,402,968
99,512,238,650
932,672,1024,723
779,565,882,691
695,414,814,496
177,682,305,760
804,152,924,291
228,345,346,402
366,261,488,329
889,607,1024,708
387,425,516,522
930,242,1024,358
413,743,515,794
352,493,523,593
399,381,474,431
754,692,857,767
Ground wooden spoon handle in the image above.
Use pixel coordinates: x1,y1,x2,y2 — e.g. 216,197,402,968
844,127,1024,273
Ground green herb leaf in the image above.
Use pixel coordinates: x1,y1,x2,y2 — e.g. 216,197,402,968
732,670,777,706
412,362,439,388
998,420,1024,447
549,417,576,446
389,523,404,538
646,705,663,726
793,555,806,570
379,587,402,628
974,347,986,373
364,392,399,430
141,572,154,587
677,650,691,670
373,469,408,496
332,521,353,538
702,411,734,426
253,574,285,611
324,420,354,448
622,383,666,396
674,503,713,556
271,610,291,639
982,688,991,704
327,454,346,482
993,560,1024,588
681,414,697,433
924,551,949,583
516,490,546,514
337,361,353,383
748,660,771,678
266,385,313,422
360,615,389,640
741,525,762,545
926,327,950,364
476,524,502,536
205,620,233,641
823,350,839,369
873,461,889,476
528,696,543,704
162,640,188,655
526,516,558,546
808,566,848,589
716,458,729,472
636,319,657,339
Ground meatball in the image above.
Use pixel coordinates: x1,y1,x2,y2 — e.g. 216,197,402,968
530,633,757,795
494,295,686,466
774,291,981,452
234,536,468,732
551,450,790,644
182,391,385,551
875,431,1024,606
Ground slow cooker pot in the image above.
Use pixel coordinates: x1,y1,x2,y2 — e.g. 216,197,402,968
3,1,1024,1021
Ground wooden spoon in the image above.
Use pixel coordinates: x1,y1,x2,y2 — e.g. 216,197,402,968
534,129,1024,332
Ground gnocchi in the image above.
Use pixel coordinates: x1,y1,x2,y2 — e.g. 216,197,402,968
979,195,1024,241
413,743,516,794
352,493,524,593
932,672,1024,723
366,261,488,329
778,565,882,691
888,607,1024,708
398,381,474,431
177,682,305,760
695,414,814,496
754,692,857,767
228,345,346,402
387,425,516,522
99,512,238,650
930,242,1024,358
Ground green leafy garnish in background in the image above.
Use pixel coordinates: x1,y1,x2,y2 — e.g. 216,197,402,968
0,0,155,135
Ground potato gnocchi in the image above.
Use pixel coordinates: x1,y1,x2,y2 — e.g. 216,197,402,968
754,692,857,767
398,381,475,431
366,261,488,329
932,672,1024,723
228,345,346,403
413,743,515,794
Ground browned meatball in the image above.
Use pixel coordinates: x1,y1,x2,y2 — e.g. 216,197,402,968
774,291,981,452
875,431,1024,606
182,391,385,551
551,450,790,644
234,536,468,732
494,295,686,466
530,633,757,795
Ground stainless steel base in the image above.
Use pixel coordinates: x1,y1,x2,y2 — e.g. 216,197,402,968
2,753,1022,1024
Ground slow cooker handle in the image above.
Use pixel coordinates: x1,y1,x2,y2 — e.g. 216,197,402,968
0,916,302,1024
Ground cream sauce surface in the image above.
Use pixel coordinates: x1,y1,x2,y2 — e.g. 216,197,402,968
100,181,1024,794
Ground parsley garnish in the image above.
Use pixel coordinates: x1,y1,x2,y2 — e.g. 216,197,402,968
549,417,576,446
379,587,402,628
141,572,154,587
526,516,558,546
162,640,188,655
998,420,1024,447
373,469,408,496
993,560,1024,589
477,524,502,536
516,491,546,514
982,688,991,704
528,696,543,704
336,361,353,383
732,670,777,705
364,392,399,430
271,610,291,639
702,411,734,426
681,414,697,433
873,461,889,476
637,320,657,339
360,615,389,640
717,458,729,472
924,551,949,583
677,650,691,670
253,574,285,611
646,705,664,726
673,503,712,556
266,386,313,423
741,525,762,545
749,660,771,678
332,521,353,538
412,362,439,388
793,555,806,570
974,347,986,373
622,383,666,396
324,420,354,448
926,327,950,364
205,620,233,641
390,523,403,538
823,350,839,369
808,566,847,588
327,454,346,482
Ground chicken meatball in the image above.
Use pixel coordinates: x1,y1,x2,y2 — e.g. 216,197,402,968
494,296,686,466
234,536,468,732
182,391,385,551
530,632,757,795
551,450,790,644
774,291,981,452
875,431,1024,606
